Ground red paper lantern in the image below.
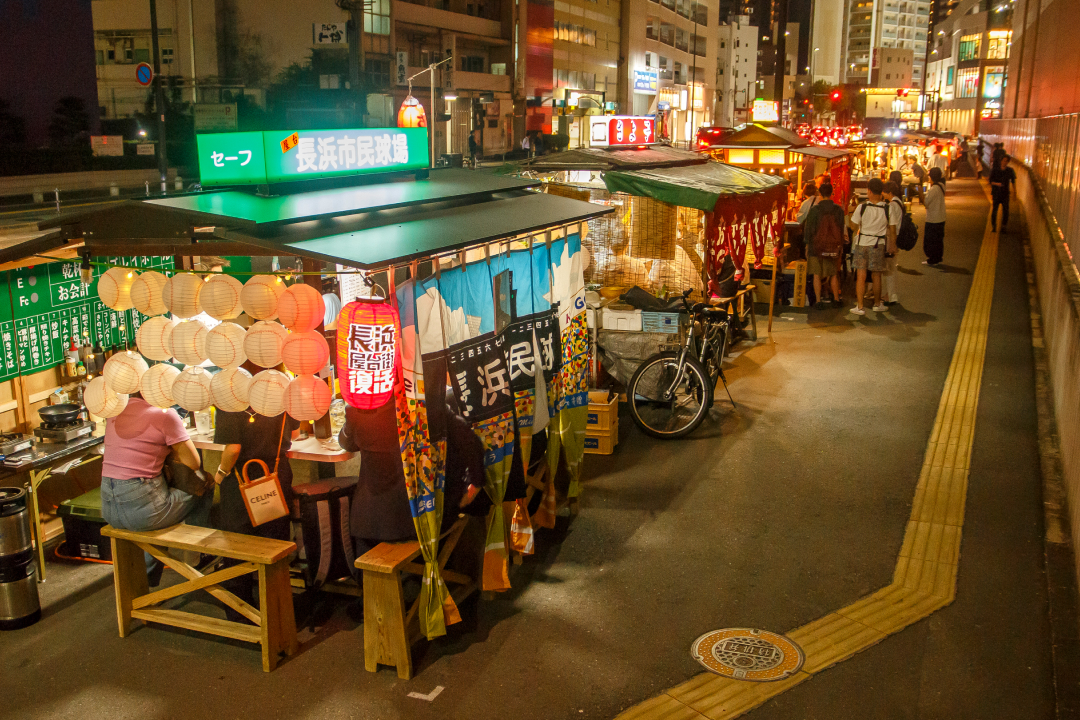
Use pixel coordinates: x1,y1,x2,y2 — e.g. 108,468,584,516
397,95,427,128
337,299,401,409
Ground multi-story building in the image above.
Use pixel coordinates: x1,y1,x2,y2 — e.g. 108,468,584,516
619,0,719,143
90,0,516,155
842,0,931,87
872,46,914,85
715,15,758,126
810,0,845,84
924,0,1013,135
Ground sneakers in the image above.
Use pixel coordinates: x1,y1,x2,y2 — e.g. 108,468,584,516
872,303,888,312
851,306,866,315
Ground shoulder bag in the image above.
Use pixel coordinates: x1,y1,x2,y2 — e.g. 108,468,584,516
238,416,290,527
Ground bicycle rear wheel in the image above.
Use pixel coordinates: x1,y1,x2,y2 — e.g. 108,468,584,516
627,352,713,439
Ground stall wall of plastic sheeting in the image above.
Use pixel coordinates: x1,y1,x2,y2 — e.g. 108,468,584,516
544,184,706,296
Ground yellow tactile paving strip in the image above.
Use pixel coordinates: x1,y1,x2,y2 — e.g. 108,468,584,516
617,225,999,720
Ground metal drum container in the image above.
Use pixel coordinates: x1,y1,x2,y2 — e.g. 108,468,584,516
0,487,33,569
0,563,41,630
0,487,41,630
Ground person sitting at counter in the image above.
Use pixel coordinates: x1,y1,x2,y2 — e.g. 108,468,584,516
100,391,211,585
211,360,299,616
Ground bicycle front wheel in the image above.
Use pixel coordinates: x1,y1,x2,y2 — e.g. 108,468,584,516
627,352,713,439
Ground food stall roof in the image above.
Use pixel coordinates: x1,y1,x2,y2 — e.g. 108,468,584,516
790,146,853,160
36,168,612,270
508,145,706,172
602,162,788,213
708,123,808,149
145,169,539,226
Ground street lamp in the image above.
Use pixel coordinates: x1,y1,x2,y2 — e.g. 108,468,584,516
403,55,454,168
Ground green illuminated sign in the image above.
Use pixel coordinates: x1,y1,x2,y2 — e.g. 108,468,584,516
196,127,430,187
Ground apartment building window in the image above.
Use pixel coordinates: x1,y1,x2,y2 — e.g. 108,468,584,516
987,30,1010,59
365,58,390,88
658,55,672,80
674,61,685,84
956,66,978,97
161,48,174,64
691,34,706,56
675,28,689,52
947,66,954,85
660,22,674,46
461,56,485,72
661,0,675,11
555,20,596,47
677,0,691,18
691,1,707,25
958,34,980,61
646,18,659,41
490,62,506,75
365,0,391,35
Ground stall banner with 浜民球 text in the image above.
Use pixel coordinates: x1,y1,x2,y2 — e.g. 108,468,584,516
0,255,175,382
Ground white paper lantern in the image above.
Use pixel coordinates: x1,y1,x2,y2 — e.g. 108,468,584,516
162,272,204,319
84,375,128,419
131,270,169,316
169,319,208,366
172,366,213,412
202,275,245,320
136,316,178,361
103,351,148,395
141,363,181,408
244,320,289,368
206,322,247,368
240,275,285,320
278,283,326,331
210,366,253,412
98,267,136,311
249,369,291,417
281,330,329,375
284,374,332,421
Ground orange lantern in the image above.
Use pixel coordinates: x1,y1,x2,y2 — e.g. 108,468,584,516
397,95,427,128
337,299,400,410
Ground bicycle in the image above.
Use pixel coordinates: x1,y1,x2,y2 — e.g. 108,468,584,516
626,289,738,439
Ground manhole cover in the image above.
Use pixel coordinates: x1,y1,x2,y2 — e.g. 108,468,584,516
691,628,804,681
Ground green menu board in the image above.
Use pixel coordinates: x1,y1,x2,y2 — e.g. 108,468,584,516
0,255,174,382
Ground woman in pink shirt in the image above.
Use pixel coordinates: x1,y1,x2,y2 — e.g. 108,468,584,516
100,392,211,583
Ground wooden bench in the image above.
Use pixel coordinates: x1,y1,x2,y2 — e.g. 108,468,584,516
101,523,299,672
354,516,477,679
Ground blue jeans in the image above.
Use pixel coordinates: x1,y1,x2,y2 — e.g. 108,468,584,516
101,475,213,573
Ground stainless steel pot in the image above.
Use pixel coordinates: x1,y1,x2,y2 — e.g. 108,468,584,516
0,563,40,630
0,487,32,569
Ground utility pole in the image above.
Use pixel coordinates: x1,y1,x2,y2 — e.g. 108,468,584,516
774,0,789,126
339,0,366,118
149,0,169,193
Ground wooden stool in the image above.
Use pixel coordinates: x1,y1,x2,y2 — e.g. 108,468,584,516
102,523,298,672
354,517,476,679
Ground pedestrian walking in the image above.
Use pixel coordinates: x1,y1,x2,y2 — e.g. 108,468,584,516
923,167,947,265
804,182,846,308
989,154,1017,232
848,178,896,315
881,181,905,304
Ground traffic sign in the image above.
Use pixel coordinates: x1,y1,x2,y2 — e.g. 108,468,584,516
135,63,154,86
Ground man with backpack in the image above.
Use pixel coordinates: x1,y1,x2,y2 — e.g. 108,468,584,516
882,181,912,304
804,182,846,308
848,177,897,315
924,166,947,265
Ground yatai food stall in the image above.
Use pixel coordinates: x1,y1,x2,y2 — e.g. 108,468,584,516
12,126,611,654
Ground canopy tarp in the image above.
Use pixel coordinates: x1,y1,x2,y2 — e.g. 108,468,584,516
602,161,788,213
790,146,853,160
504,144,705,173
708,123,808,149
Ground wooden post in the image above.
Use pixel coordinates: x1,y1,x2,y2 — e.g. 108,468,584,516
767,226,785,334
